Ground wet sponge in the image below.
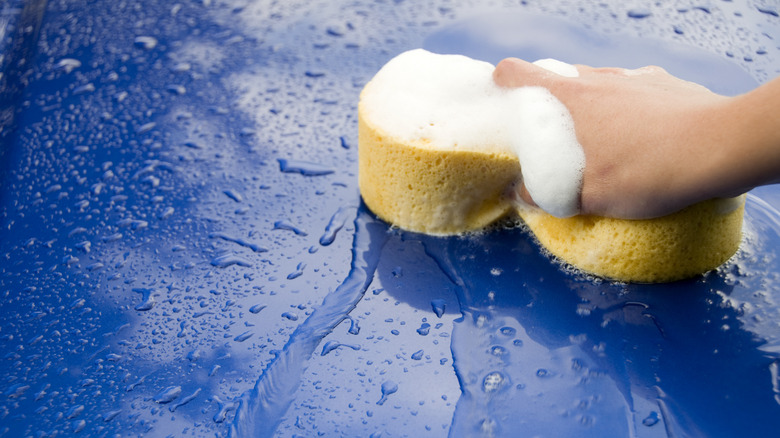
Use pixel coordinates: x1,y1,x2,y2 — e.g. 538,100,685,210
358,114,520,235
518,200,744,282
358,50,744,282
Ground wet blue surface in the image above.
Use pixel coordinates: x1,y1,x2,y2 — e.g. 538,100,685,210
2,1,780,437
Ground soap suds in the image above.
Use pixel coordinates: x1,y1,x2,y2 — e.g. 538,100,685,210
361,49,585,218
504,87,584,217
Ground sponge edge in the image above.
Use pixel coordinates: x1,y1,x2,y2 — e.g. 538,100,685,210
358,114,520,235
517,198,745,283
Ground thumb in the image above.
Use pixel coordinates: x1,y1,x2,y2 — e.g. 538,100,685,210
493,57,553,88
508,180,538,209
517,182,537,208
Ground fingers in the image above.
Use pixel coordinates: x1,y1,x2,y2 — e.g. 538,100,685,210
517,183,537,208
575,64,668,77
506,180,538,209
493,58,554,88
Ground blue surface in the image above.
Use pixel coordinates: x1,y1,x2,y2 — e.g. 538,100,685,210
2,1,780,437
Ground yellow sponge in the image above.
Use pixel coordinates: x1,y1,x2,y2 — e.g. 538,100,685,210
518,200,744,283
358,116,520,235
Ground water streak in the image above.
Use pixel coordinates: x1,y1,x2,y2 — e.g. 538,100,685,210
319,206,355,246
229,205,388,437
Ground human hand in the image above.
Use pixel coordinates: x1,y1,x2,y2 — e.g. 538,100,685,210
493,58,734,219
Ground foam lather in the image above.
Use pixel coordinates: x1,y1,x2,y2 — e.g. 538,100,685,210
358,49,745,283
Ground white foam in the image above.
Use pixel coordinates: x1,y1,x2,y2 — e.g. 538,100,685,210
361,49,584,218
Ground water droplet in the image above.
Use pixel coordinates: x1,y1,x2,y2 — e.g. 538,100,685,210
326,27,344,37
66,404,85,419
136,122,157,134
348,317,361,335
213,397,238,423
126,374,148,392
134,36,158,50
320,206,352,246
210,232,267,252
627,9,652,19
157,206,175,220
272,220,307,236
377,381,398,405
642,411,660,427
411,350,424,360
132,288,156,311
416,323,431,336
321,340,360,356
71,419,86,433
287,262,306,279
430,299,446,318
170,388,201,412
211,254,253,268
234,331,253,342
103,409,122,422
153,386,182,404
166,84,187,95
102,232,123,242
490,346,507,357
757,6,779,17
482,372,505,392
73,83,95,95
223,189,243,202
282,312,299,321
499,326,516,337
55,58,81,73
173,62,191,72
86,262,104,272
249,304,266,314
5,384,29,398
278,158,335,176
74,241,91,253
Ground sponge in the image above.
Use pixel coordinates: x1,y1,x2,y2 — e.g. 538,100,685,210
358,49,744,282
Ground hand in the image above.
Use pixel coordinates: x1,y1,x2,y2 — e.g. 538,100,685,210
493,58,735,219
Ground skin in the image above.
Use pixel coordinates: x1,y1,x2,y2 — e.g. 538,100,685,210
493,58,780,219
